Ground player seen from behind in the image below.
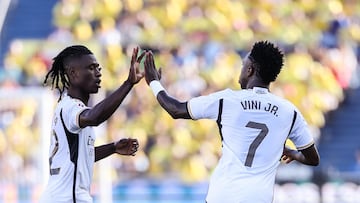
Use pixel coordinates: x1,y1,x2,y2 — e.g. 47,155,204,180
143,41,320,203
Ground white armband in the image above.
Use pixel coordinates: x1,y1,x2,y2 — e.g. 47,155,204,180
149,80,165,97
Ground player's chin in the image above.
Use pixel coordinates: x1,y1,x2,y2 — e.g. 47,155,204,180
90,86,100,93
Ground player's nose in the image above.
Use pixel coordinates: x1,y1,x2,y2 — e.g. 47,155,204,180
95,69,102,78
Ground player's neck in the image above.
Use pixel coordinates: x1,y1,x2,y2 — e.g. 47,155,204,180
246,78,269,90
67,88,90,105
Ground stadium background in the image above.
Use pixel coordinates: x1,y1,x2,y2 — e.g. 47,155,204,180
0,0,360,202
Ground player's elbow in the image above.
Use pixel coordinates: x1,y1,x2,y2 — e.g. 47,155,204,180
160,101,190,119
165,106,191,119
167,110,183,119
313,157,320,166
308,156,320,166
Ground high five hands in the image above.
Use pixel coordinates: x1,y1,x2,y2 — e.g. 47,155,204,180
127,48,161,85
121,48,160,157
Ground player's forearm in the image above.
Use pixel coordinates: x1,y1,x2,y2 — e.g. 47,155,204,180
288,150,308,164
94,143,116,162
84,80,133,126
157,91,191,119
288,149,319,166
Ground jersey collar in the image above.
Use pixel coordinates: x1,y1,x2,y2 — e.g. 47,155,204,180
252,87,269,94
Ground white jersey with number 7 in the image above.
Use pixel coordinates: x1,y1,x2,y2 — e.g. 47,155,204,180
187,87,314,203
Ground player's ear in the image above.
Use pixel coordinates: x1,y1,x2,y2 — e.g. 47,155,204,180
66,65,78,80
64,67,77,86
247,64,256,77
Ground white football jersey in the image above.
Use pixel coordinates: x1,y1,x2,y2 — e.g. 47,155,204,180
188,87,314,203
40,94,96,203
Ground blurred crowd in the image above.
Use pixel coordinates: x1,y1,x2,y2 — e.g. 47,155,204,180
1,0,360,188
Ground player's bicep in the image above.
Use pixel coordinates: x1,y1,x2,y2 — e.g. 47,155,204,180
78,108,93,128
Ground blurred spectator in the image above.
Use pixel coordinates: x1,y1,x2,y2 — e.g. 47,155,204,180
320,19,344,49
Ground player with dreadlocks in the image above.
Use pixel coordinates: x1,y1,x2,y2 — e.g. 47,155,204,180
143,41,320,203
43,45,92,100
40,45,142,203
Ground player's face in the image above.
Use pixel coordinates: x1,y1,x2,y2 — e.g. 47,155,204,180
239,54,252,89
70,54,102,94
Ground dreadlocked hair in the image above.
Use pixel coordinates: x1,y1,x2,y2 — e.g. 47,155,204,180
249,41,284,84
43,45,93,100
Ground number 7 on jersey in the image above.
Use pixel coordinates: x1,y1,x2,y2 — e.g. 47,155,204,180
245,121,269,167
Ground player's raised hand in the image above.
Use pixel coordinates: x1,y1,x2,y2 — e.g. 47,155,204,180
127,47,145,85
114,138,139,156
144,51,162,85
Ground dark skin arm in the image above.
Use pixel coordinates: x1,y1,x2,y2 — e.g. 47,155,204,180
281,144,320,166
79,47,145,127
156,91,191,119
144,51,191,119
95,138,139,162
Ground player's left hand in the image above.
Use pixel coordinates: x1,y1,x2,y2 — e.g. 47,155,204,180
281,146,296,164
114,138,139,156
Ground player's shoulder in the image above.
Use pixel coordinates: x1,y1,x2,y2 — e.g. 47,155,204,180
204,88,269,101
213,88,254,101
205,88,233,98
272,94,299,112
58,94,87,110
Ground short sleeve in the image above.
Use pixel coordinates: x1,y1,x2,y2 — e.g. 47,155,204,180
187,90,226,120
62,99,90,133
288,110,315,150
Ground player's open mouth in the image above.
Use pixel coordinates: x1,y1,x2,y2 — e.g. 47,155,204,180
95,80,101,88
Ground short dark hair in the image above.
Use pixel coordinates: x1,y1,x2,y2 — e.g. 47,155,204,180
249,41,284,83
43,45,93,100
